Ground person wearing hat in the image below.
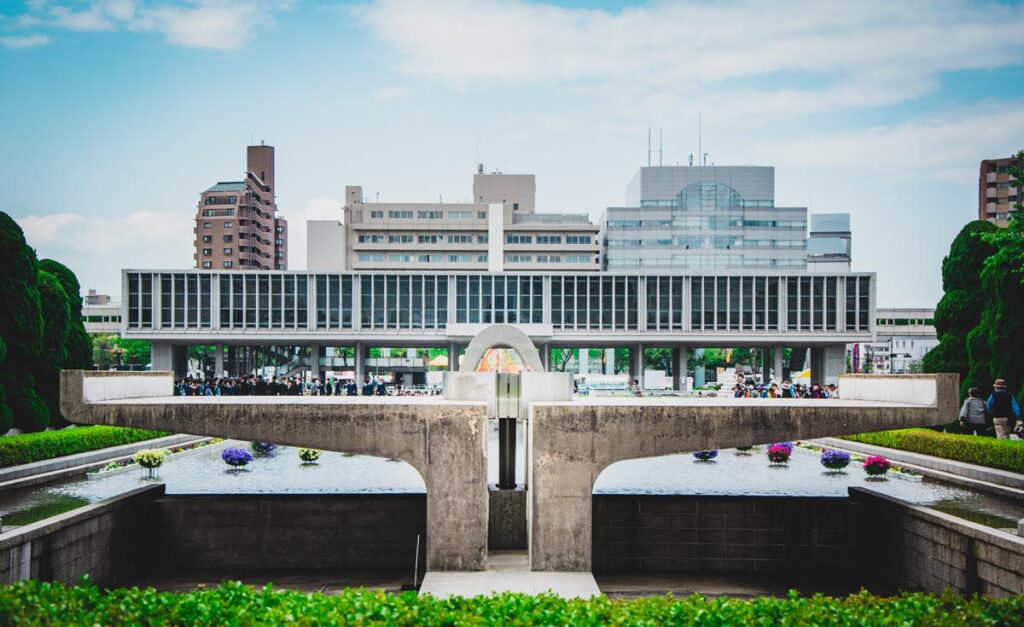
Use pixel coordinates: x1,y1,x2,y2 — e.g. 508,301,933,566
986,379,1020,439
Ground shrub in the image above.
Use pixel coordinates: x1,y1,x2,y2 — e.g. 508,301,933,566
221,447,253,467
298,448,321,464
132,449,166,469
0,426,167,467
692,450,718,461
820,449,851,470
251,441,277,455
0,581,1023,625
842,428,1024,473
767,443,791,464
864,455,891,476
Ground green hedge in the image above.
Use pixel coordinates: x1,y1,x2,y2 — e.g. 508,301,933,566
0,582,1022,626
0,426,168,468
843,429,1024,473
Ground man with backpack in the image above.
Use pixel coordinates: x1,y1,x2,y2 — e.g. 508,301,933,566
986,379,1021,439
959,387,992,436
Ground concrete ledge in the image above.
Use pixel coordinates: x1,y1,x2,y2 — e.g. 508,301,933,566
0,484,165,551
0,433,199,487
819,437,1024,491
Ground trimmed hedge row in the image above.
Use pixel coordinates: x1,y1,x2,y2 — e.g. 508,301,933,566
0,426,168,468
1,582,1022,626
843,428,1024,473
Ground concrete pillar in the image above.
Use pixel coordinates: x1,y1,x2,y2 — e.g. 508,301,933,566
310,343,322,379
604,348,615,375
774,344,784,383
214,344,224,377
541,343,550,371
630,343,644,390
172,345,188,378
821,344,846,387
810,347,823,384
355,342,365,382
762,350,770,384
672,345,688,391
578,349,589,374
151,342,173,373
448,342,459,372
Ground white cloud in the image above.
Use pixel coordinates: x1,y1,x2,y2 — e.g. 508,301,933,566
9,0,292,50
354,0,1024,118
758,102,1024,182
0,33,53,48
373,86,408,101
19,213,83,241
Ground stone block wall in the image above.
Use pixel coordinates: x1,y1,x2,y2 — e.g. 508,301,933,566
153,495,427,572
855,488,1024,597
593,495,866,577
0,485,162,587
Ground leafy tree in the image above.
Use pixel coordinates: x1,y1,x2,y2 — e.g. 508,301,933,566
0,338,10,433
922,220,998,395
973,150,1024,399
0,212,45,434
38,259,92,369
32,271,71,430
115,338,152,365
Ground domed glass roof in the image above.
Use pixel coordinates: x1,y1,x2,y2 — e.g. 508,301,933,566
676,181,743,210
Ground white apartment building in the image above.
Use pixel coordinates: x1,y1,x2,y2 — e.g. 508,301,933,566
308,168,600,272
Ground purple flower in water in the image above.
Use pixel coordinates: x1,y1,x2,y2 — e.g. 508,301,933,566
773,442,794,453
692,450,718,462
222,447,253,467
820,449,851,470
251,441,277,455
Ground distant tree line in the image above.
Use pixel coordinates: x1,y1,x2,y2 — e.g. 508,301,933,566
0,211,92,433
924,150,1024,401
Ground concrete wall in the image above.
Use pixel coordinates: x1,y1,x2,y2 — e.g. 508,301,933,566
61,370,490,572
593,495,865,580
0,485,162,587
529,373,959,571
154,495,425,572
857,488,1024,597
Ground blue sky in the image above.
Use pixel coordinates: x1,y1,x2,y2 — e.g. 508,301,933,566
2,0,1023,307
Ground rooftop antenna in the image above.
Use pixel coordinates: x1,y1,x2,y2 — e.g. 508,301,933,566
688,153,693,166
375,192,380,203
647,128,651,167
703,153,709,166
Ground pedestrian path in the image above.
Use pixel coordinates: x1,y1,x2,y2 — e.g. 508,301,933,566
418,551,600,599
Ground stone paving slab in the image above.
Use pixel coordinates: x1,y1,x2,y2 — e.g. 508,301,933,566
419,571,601,599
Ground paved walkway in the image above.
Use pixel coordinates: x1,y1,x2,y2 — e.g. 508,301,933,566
418,551,600,599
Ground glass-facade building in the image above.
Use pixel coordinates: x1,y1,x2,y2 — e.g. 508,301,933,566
125,270,873,340
603,166,809,271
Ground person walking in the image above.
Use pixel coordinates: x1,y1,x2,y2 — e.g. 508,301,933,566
959,387,992,436
986,379,1020,440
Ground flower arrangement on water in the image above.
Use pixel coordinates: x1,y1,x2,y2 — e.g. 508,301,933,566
132,449,166,469
221,447,253,468
766,443,792,464
251,441,277,455
734,445,754,456
863,455,891,476
692,450,718,462
820,449,851,470
298,448,321,464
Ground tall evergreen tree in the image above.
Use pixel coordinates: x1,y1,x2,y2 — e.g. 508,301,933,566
39,259,92,369
33,271,71,430
0,212,46,434
0,338,11,433
922,220,997,396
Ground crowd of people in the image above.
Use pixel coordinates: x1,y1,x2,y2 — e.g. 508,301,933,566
731,380,838,399
173,375,442,397
958,378,1022,439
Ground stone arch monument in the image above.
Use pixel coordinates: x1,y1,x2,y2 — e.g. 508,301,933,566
459,324,545,373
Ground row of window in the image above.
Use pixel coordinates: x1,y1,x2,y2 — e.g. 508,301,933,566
607,237,805,249
506,254,594,264
125,272,872,333
204,195,238,205
606,218,807,229
878,318,935,326
368,209,487,220
606,257,807,269
358,233,489,244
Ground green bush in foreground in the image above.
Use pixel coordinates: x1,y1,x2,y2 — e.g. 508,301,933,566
843,428,1024,473
0,426,168,468
0,581,1022,626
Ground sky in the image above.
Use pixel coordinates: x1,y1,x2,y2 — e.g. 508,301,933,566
2,0,1023,307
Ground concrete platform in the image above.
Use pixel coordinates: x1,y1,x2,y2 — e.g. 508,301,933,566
419,551,600,599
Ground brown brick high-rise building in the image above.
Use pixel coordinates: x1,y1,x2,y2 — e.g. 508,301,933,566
194,144,288,270
979,156,1021,226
